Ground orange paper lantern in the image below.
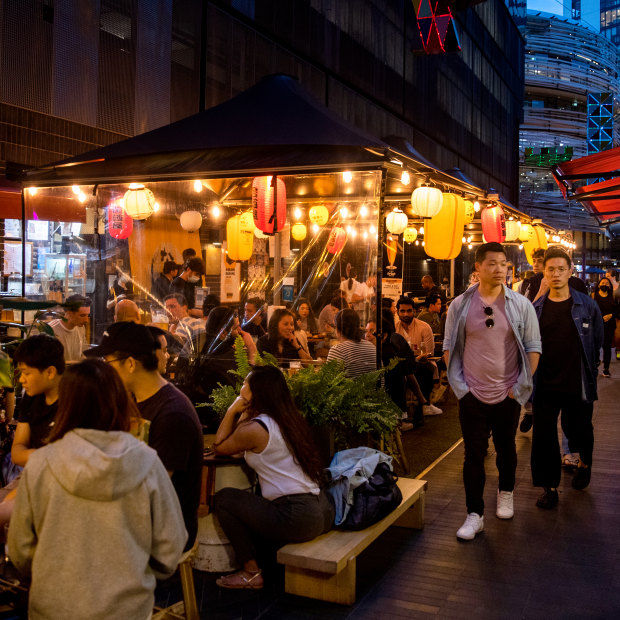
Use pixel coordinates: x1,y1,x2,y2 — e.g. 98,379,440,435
327,227,346,254
481,205,506,243
425,194,465,260
252,176,286,234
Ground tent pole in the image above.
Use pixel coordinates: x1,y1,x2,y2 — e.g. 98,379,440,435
450,258,455,298
376,167,387,370
581,231,587,282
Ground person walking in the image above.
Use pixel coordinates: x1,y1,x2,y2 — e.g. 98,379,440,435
531,247,603,509
591,276,618,378
443,242,541,540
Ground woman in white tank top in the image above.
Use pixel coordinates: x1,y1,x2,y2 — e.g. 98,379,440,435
212,366,335,590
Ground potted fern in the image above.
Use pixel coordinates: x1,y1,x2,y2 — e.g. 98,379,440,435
205,337,401,461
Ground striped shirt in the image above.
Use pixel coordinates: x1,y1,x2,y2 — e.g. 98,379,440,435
326,340,377,378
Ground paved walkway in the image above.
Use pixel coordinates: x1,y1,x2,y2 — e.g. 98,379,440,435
183,361,620,619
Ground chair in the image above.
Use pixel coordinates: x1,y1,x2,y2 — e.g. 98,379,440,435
153,540,200,620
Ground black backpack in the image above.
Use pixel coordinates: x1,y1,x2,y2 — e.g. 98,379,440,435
338,462,403,531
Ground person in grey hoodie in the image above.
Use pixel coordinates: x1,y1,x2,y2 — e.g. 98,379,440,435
8,359,187,620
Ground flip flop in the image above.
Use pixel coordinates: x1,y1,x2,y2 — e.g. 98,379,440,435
216,570,263,590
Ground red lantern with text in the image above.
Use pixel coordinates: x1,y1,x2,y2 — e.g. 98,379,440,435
481,205,506,243
252,176,286,234
107,201,133,239
327,227,346,254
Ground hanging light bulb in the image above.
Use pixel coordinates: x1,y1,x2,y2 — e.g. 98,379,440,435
363,231,368,240
473,201,481,212
72,185,81,195
419,226,424,235
346,225,353,234
350,228,357,238
153,202,160,213
312,223,319,234
27,187,37,196
293,207,302,221
340,206,349,218
369,225,376,234
212,205,221,219
193,180,203,193
468,244,473,250
342,171,352,183
415,240,419,246
401,170,411,185
360,204,368,217
78,192,87,204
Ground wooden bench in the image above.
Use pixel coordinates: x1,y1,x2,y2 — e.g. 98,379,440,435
277,477,427,605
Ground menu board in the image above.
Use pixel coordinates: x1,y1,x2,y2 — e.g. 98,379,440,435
3,241,33,276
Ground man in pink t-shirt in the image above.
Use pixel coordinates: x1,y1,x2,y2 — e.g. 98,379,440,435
443,243,541,541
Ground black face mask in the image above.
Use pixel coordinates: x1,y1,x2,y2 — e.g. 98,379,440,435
599,285,611,293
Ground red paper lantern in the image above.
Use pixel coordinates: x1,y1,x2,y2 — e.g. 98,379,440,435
107,201,133,239
481,205,506,243
327,226,346,254
252,176,286,234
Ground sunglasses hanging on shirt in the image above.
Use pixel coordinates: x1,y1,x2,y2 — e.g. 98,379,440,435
483,306,494,329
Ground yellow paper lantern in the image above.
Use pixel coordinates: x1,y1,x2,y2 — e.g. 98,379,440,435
309,204,329,226
411,185,443,218
226,212,254,261
291,222,307,241
463,200,475,224
523,224,548,265
123,185,156,220
403,227,418,243
425,194,465,260
519,223,534,242
505,219,521,242
386,208,408,234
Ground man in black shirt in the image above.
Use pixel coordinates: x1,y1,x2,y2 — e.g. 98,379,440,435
152,260,180,301
531,248,603,509
241,297,267,339
86,322,203,550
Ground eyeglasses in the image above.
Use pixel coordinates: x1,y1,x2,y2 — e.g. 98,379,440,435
544,267,569,275
483,306,494,329
103,356,130,364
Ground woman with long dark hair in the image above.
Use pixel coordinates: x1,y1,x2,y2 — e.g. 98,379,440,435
8,359,186,619
592,276,618,377
213,365,334,589
296,297,318,334
256,308,313,365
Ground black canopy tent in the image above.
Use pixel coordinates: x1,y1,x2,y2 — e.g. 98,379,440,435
20,74,484,199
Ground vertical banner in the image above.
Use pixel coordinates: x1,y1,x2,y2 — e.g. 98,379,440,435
220,241,241,303
382,231,403,300
382,232,403,279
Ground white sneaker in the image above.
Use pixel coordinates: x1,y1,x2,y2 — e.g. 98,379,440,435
496,490,514,519
423,403,443,416
456,513,484,540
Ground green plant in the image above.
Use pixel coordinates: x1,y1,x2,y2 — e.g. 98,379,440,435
207,338,401,449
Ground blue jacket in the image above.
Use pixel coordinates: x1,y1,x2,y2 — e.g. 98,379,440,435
443,284,542,405
532,289,603,403
327,447,393,526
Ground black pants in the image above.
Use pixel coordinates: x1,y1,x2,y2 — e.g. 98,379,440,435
531,391,594,488
602,319,615,371
412,361,435,423
213,487,335,565
458,392,521,516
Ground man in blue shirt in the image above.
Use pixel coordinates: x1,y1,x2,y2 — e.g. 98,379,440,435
531,247,603,509
443,242,541,540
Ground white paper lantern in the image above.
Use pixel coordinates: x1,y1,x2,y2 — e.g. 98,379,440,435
505,219,521,242
180,210,203,232
386,208,408,234
411,186,443,218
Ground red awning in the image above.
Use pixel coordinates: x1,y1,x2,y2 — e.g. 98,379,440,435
552,146,620,223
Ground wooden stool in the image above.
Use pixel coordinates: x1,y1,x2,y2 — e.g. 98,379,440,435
153,540,200,620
